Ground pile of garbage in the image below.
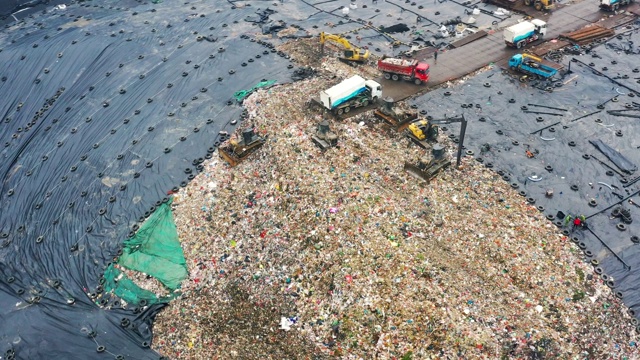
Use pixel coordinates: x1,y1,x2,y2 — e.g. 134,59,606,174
277,37,383,81
152,75,638,358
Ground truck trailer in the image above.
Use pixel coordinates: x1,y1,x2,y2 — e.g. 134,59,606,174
377,56,430,85
503,19,547,48
508,54,558,79
319,75,382,115
600,0,633,11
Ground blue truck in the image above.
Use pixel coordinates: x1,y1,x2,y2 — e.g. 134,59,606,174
508,54,558,79
600,0,633,11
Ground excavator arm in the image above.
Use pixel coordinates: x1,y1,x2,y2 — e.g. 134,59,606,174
521,53,543,63
409,117,464,140
320,32,354,50
408,116,468,167
319,32,370,63
427,116,466,126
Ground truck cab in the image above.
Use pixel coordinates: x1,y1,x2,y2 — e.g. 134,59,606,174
531,19,547,37
508,54,525,68
414,63,430,82
364,80,383,101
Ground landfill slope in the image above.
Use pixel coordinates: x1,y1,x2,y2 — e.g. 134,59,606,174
411,27,640,319
0,0,638,358
153,68,637,358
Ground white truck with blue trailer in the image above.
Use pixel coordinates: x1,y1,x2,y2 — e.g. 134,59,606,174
503,19,547,49
318,75,382,115
600,0,633,11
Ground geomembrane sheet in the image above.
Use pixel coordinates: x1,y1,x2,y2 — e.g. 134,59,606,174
0,1,295,358
2,0,633,357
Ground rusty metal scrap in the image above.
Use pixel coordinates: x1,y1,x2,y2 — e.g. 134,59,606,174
561,25,615,45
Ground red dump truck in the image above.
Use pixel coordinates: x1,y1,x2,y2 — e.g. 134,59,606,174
377,56,430,85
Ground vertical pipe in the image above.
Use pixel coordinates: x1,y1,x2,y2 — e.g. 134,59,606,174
455,115,467,167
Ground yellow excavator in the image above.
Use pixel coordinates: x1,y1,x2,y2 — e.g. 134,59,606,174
524,0,555,11
403,115,468,182
319,32,370,64
408,119,439,141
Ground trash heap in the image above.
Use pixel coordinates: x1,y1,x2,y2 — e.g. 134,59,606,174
278,37,383,80
152,76,638,358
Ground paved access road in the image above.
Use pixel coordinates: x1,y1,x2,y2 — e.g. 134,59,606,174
378,0,620,102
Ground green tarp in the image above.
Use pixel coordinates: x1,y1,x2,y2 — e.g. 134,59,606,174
103,198,187,305
103,264,170,305
233,80,277,102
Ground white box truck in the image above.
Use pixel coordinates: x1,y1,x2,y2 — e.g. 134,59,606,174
503,19,547,49
319,75,382,115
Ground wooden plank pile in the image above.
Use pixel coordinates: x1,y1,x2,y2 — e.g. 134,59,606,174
560,25,615,45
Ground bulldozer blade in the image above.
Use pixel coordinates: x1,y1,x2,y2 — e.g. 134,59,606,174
403,160,451,183
404,162,430,182
311,135,335,150
218,140,265,167
219,147,240,167
374,110,417,131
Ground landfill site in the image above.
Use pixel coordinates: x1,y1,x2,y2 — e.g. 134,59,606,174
2,0,640,358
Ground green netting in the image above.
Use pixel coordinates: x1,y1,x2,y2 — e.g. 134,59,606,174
233,80,277,102
103,264,173,306
102,198,187,305
119,198,187,289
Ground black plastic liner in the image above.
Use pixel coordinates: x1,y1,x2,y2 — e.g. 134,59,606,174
0,0,49,17
0,0,613,357
411,24,640,320
589,139,637,174
0,1,295,358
